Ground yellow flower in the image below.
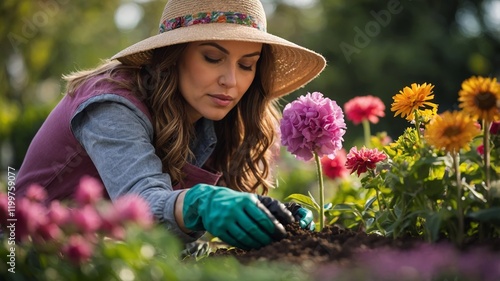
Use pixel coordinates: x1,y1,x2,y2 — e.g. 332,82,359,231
414,107,439,123
391,83,438,121
458,76,500,122
424,111,481,153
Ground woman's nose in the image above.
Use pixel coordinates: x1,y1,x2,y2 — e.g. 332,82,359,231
218,65,237,88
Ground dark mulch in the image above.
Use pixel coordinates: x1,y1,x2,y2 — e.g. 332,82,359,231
210,223,500,266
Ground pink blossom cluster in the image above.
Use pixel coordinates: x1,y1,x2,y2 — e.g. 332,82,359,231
0,176,153,264
321,149,349,180
280,92,346,161
344,95,385,125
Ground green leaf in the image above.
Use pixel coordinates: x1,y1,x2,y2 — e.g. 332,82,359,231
363,197,377,213
331,203,363,218
424,212,442,242
467,208,500,225
285,193,319,211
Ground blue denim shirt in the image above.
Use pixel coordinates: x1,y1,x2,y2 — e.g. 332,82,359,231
72,94,217,242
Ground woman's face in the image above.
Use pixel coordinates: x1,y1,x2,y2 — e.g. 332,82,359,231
178,40,263,123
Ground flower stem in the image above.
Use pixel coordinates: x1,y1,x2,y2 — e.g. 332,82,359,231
483,120,491,203
314,152,325,231
362,119,371,148
452,151,464,246
413,110,421,142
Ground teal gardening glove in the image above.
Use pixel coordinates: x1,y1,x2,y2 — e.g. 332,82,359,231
284,202,315,231
182,184,294,250
257,196,315,231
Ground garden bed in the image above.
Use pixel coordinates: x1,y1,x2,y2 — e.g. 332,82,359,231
211,223,500,280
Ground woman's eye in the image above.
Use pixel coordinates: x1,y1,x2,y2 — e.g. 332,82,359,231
239,63,253,71
204,56,221,64
239,62,255,71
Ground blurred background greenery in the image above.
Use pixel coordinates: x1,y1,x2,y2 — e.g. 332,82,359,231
1,0,499,183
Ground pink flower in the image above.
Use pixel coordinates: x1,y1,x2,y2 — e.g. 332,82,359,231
34,222,63,243
71,205,102,233
75,176,104,206
16,198,48,241
62,235,94,264
344,95,385,125
113,194,154,228
321,149,349,180
99,205,126,240
280,92,346,161
477,144,484,156
490,121,500,135
25,184,47,203
345,146,387,176
47,201,70,225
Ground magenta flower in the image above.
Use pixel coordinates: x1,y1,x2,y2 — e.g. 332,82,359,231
25,184,47,203
47,201,70,225
477,144,485,156
321,149,349,180
113,194,154,228
490,121,500,135
280,92,346,161
71,205,102,234
344,95,385,125
16,198,48,242
34,222,63,243
345,146,387,176
99,205,127,240
75,176,104,206
62,235,94,264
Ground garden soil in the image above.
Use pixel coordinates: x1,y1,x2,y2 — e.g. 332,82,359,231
210,223,500,266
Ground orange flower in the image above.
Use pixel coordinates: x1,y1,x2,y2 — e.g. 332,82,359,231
391,83,437,121
424,111,481,153
458,76,500,122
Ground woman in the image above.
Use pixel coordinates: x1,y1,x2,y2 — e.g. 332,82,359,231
16,0,326,250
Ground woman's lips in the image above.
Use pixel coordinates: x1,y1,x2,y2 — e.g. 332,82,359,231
209,94,233,107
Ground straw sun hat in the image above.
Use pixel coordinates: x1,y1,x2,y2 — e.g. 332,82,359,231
111,0,326,99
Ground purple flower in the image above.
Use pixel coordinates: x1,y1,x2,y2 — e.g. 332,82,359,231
280,92,346,161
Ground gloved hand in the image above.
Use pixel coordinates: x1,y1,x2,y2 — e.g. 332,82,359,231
256,196,315,231
284,202,315,231
182,184,288,250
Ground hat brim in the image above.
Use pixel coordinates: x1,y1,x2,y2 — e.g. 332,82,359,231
111,23,326,98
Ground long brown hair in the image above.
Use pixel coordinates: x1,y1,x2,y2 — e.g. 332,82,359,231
64,43,279,195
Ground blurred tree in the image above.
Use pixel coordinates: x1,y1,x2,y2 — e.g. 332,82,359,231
0,0,165,167
267,0,500,144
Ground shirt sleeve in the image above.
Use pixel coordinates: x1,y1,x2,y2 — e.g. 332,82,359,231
71,94,204,242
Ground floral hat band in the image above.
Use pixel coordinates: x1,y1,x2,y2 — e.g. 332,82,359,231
159,11,266,33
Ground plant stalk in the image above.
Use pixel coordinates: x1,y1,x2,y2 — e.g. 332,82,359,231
413,110,421,142
362,119,371,148
483,120,491,203
314,152,325,230
452,151,464,246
